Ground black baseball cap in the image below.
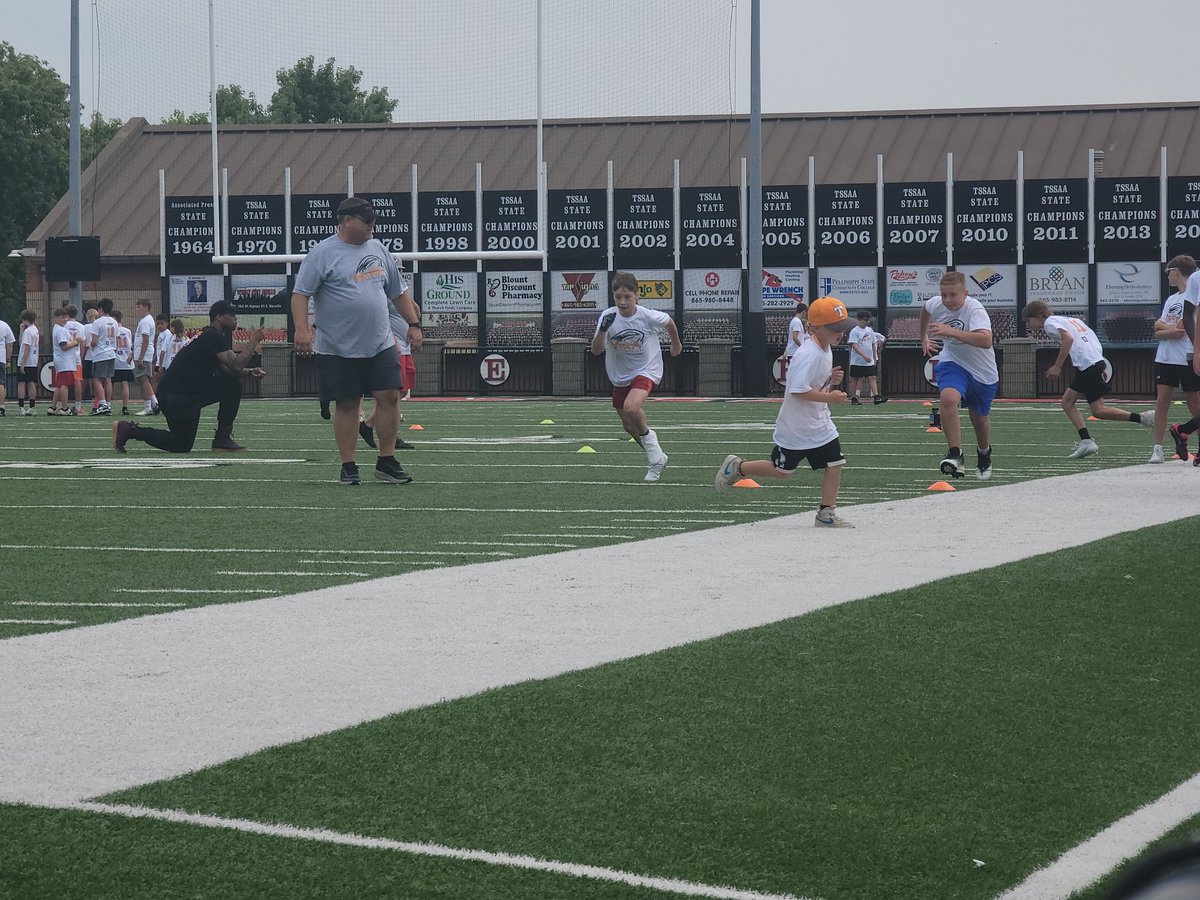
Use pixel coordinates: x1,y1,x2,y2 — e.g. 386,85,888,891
336,197,378,223
208,300,237,320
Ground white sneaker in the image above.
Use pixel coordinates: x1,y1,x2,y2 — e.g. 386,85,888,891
1139,410,1156,430
135,407,153,416
645,454,668,482
939,454,965,478
815,507,855,528
714,454,743,493
1149,445,1165,464
1068,438,1099,459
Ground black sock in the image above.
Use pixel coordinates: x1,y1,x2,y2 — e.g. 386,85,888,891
1079,428,1091,440
17,399,24,408
1179,418,1200,435
949,446,961,458
819,504,832,510
1130,412,1142,424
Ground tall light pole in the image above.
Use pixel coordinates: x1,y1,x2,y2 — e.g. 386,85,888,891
68,0,83,308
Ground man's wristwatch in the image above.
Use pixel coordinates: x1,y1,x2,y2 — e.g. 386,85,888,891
408,321,421,327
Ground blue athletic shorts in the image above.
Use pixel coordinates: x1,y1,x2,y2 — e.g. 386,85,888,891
935,359,998,416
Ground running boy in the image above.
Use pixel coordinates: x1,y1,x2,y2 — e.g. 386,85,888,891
918,271,998,480
590,271,682,482
714,296,855,528
1021,300,1153,459
1148,257,1200,462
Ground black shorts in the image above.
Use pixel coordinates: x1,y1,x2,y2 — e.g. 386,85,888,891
771,437,846,472
112,368,135,383
1155,362,1200,392
82,359,93,379
849,364,877,378
17,366,38,384
1070,361,1109,404
317,348,403,404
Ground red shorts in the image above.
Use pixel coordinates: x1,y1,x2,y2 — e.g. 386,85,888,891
52,369,77,387
611,375,656,409
400,355,416,391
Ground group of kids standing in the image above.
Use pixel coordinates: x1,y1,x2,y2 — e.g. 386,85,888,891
0,298,189,417
598,260,1200,530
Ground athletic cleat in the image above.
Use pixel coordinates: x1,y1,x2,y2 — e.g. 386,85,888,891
850,396,862,405
319,399,331,420
976,449,993,481
358,421,377,448
211,436,248,452
121,407,130,415
815,507,855,528
873,395,889,405
112,420,135,453
714,454,743,493
1149,445,1165,464
135,407,153,416
645,454,669,482
339,462,361,485
396,439,415,450
1138,409,1155,430
940,454,965,478
1068,438,1099,459
1169,424,1191,461
374,456,413,484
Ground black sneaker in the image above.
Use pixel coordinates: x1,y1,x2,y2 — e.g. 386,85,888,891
374,456,413,484
850,397,862,405
112,420,135,453
211,436,248,452
319,399,331,420
873,395,889,405
340,462,361,485
121,407,130,415
1169,423,1191,460
358,421,377,448
396,439,415,450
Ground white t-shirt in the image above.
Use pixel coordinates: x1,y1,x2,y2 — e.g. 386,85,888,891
114,326,135,370
0,320,15,366
873,329,886,349
1156,292,1190,365
1185,270,1200,309
1043,315,1104,369
155,330,173,368
597,305,672,387
52,323,75,372
19,324,39,368
847,325,876,365
785,314,807,359
134,314,156,364
773,337,839,451
168,334,191,366
90,315,118,362
65,319,86,369
923,295,998,385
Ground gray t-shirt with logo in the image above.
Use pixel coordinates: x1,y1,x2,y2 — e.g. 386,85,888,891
294,234,404,358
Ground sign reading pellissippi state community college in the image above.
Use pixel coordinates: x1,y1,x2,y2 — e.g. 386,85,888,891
882,181,946,264
814,184,876,266
1094,177,1158,262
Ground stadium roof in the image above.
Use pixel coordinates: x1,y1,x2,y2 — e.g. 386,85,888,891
27,102,1200,259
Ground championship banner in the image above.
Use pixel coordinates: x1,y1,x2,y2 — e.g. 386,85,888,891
1096,262,1159,305
629,269,675,312
682,269,741,310
679,187,740,268
1166,176,1200,261
547,189,606,265
168,274,223,316
227,195,286,259
482,190,539,254
419,271,477,313
885,266,945,308
761,185,808,266
359,192,413,254
814,184,876,266
761,266,808,310
418,191,477,253
164,196,218,274
817,266,877,310
1023,179,1088,264
953,180,1017,263
1094,178,1159,262
484,270,543,313
613,188,673,266
883,182,946,264
550,270,605,312
290,194,341,254
1026,264,1088,310
956,264,1017,307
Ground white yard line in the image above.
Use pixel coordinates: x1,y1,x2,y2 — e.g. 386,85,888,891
37,801,805,900
0,618,75,626
214,571,371,577
11,601,186,609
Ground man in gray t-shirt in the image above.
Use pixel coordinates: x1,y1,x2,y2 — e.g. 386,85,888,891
291,196,424,486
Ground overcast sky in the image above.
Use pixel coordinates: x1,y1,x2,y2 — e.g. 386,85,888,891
2,0,1195,122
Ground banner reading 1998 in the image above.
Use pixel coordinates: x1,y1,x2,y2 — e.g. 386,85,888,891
613,188,673,267
1094,177,1158,262
953,180,1017,263
679,187,739,267
482,190,539,256
814,184,876,266
1167,176,1200,260
1023,179,1087,264
418,191,477,253
547,189,606,266
761,185,807,266
883,181,946,264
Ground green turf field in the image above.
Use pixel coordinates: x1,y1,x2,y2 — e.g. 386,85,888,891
3,397,1199,899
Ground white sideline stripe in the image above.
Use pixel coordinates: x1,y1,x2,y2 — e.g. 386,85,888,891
298,559,446,567
214,571,370,577
995,770,1200,899
0,619,74,626
11,601,186,609
440,541,578,548
53,802,804,900
114,588,266,595
0,544,513,557
0,505,755,518
504,533,641,540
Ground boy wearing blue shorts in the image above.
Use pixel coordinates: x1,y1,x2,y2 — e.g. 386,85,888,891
918,271,998,480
